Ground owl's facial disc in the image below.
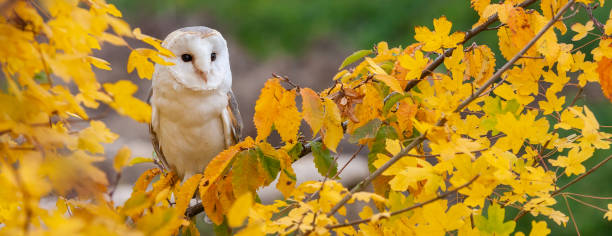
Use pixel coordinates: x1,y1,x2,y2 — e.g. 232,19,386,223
160,27,232,92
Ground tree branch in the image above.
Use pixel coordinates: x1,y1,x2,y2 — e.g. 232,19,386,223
325,0,575,218
327,175,479,229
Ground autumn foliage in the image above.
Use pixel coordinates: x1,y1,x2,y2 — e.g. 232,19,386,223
1,0,612,235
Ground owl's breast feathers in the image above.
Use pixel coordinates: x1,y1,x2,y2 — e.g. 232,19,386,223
149,86,242,178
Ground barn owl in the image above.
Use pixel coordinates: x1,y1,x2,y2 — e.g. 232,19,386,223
149,26,242,179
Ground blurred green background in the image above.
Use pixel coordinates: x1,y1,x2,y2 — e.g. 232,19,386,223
113,0,612,235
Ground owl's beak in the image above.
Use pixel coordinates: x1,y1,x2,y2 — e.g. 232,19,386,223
194,66,208,83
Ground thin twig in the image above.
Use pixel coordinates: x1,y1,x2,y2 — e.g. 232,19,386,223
563,195,581,236
332,145,364,179
581,3,606,35
566,195,609,212
562,192,612,200
327,175,479,229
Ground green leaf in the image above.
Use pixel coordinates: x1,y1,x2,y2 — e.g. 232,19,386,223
213,218,231,236
311,141,338,178
287,142,304,161
339,49,372,70
475,203,516,236
382,92,407,115
367,125,398,171
349,118,382,143
256,149,281,183
232,150,264,196
33,72,49,84
482,96,502,116
503,99,520,116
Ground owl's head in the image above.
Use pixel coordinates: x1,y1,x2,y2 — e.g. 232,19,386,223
156,26,232,91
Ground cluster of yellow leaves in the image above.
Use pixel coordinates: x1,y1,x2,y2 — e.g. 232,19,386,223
0,0,181,235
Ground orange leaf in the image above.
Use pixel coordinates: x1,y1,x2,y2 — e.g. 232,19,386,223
175,174,202,214
133,168,162,192
598,57,612,101
199,137,255,221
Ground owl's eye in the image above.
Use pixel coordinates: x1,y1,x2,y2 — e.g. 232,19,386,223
211,52,217,62
181,54,193,62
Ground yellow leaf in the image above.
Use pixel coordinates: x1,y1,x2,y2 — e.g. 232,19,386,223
87,56,111,70
414,16,464,52
529,221,551,236
112,146,131,172
128,157,154,166
571,21,594,41
464,45,496,85
133,28,175,57
103,80,152,123
322,98,343,152
77,121,118,154
254,79,301,143
276,164,296,198
538,89,565,115
385,139,402,156
200,138,255,220
605,204,612,221
398,50,429,80
371,212,391,223
351,192,387,204
300,88,324,136
133,168,162,192
228,192,253,227
175,174,202,214
127,48,154,79
375,74,403,94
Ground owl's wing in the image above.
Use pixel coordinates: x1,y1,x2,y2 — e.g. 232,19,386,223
222,90,243,147
148,88,171,170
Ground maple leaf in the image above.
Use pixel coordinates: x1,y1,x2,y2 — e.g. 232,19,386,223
414,16,464,52
398,50,429,81
549,146,594,176
538,90,565,115
103,80,152,123
571,21,594,41
529,221,551,236
475,203,516,236
605,204,612,221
